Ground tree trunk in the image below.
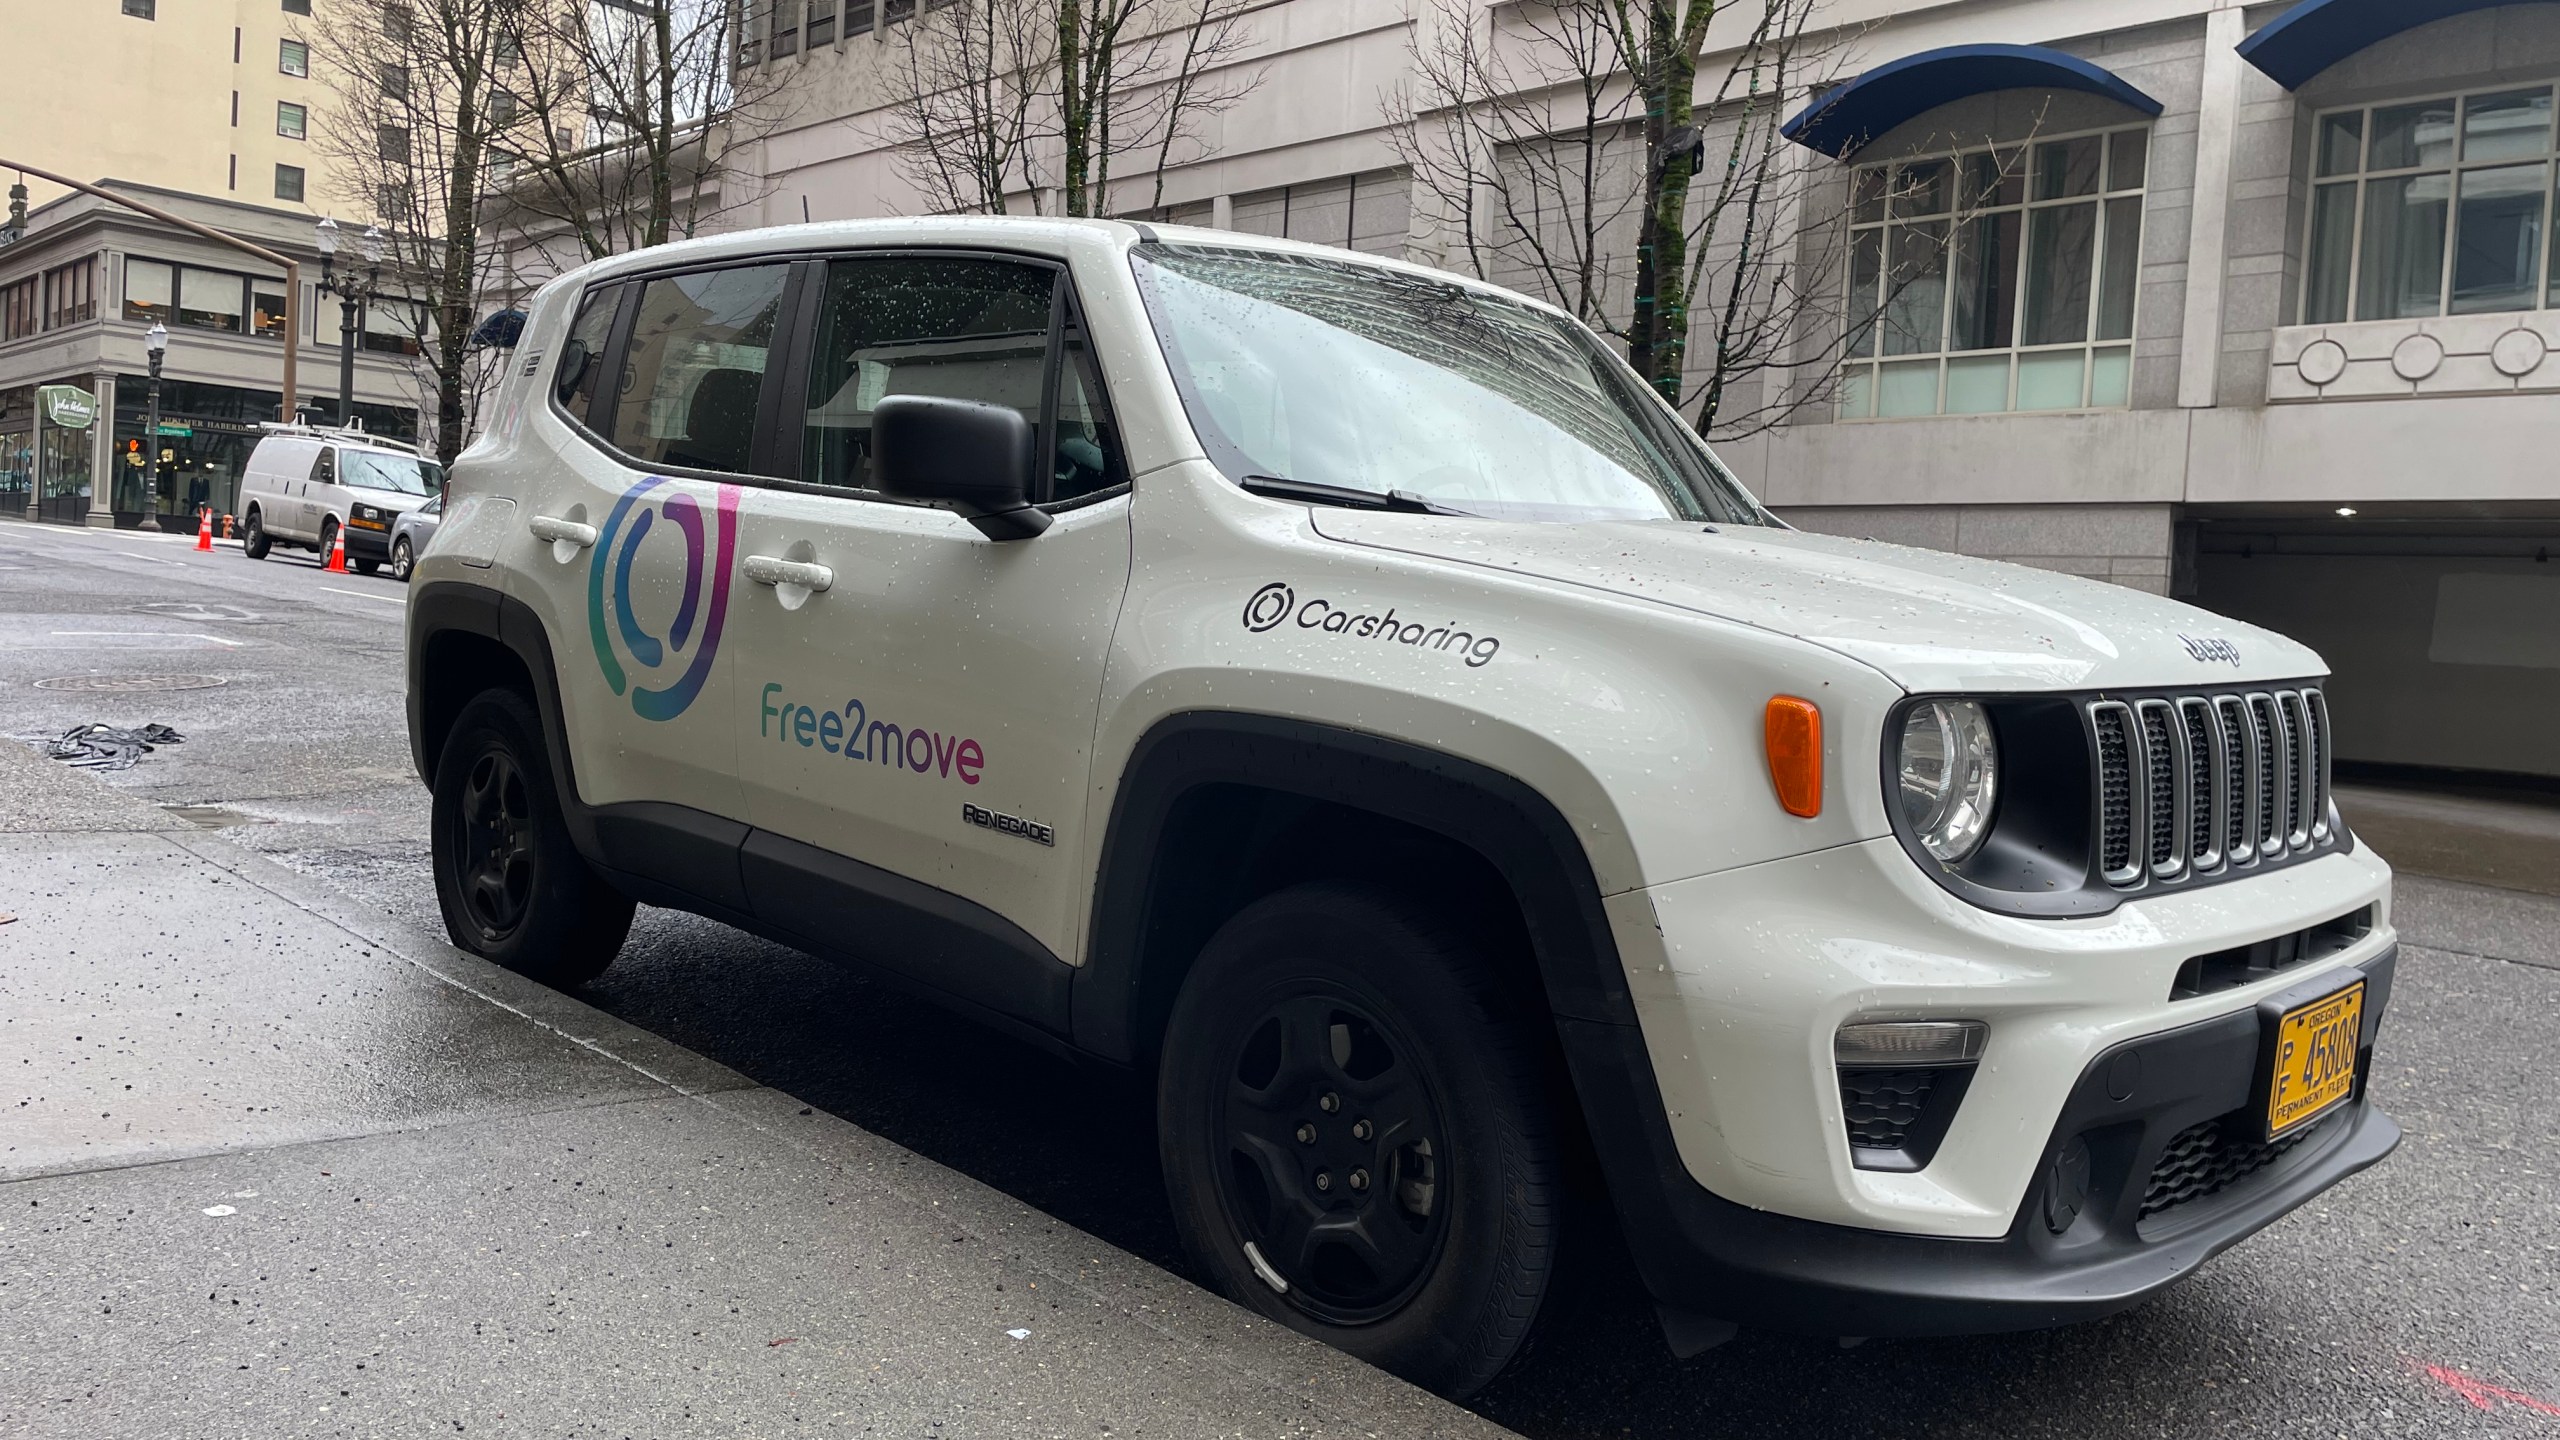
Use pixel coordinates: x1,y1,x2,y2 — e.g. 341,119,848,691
1058,0,1088,215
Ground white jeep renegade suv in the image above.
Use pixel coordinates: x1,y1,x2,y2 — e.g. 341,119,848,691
406,218,2397,1397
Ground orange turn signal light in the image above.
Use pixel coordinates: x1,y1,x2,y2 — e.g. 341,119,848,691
1764,696,1823,818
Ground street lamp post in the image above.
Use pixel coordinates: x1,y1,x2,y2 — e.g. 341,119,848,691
313,218,385,430
143,321,168,522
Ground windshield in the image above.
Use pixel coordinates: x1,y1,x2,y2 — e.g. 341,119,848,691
1131,244,1770,525
340,450,443,496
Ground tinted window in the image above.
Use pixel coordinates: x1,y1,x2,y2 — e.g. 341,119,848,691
555,282,621,420
800,256,1052,492
611,265,789,474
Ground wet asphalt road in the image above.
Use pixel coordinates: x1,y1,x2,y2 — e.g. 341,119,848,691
3,516,2555,1438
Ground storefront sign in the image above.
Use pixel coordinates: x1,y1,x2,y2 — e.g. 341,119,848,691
38,386,98,430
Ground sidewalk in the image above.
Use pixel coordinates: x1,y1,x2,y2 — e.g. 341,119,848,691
0,738,1511,1439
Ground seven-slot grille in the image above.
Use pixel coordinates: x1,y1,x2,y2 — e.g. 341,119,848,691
2088,686,2331,889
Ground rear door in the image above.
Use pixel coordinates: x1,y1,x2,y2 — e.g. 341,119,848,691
726,250,1135,974
507,262,794,847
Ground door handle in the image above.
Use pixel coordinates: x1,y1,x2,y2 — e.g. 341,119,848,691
744,554,835,593
528,514,598,548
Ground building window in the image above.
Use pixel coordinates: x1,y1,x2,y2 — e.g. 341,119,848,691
122,0,155,18
809,0,839,46
284,0,312,13
495,32,522,69
489,151,518,183
278,101,308,140
275,163,307,202
2302,85,2560,324
379,125,411,163
2,276,39,341
770,0,800,57
125,258,264,336
380,183,413,220
1839,126,2148,419
280,38,309,77
42,259,97,329
364,303,426,357
253,287,290,338
381,64,410,100
845,0,874,36
489,89,518,126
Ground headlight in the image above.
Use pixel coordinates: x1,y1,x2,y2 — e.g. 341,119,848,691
1896,700,1998,863
352,504,385,522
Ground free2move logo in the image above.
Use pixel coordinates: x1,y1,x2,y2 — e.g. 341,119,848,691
588,477,743,721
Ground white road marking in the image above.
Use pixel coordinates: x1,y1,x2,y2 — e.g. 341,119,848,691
46,630,246,648
319,585,406,607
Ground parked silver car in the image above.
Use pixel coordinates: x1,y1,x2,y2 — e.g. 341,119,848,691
388,493,441,581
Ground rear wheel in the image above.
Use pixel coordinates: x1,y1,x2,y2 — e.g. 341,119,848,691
241,508,271,560
431,687,633,988
1158,881,1561,1399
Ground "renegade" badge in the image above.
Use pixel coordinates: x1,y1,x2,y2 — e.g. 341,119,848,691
964,803,1055,846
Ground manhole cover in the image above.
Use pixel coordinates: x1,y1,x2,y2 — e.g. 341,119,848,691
32,674,229,693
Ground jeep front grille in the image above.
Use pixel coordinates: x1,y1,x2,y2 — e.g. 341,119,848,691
2088,685,2332,891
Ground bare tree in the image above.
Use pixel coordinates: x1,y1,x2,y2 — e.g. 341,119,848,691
493,0,790,264
1395,0,2054,437
311,0,523,464
878,0,1258,218
1390,0,1867,436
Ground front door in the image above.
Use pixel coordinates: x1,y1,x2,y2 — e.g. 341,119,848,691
728,251,1134,966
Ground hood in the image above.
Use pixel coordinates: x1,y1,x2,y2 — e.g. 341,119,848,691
346,484,431,513
1307,512,2325,694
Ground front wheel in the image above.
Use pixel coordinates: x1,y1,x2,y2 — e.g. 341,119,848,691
430,688,633,988
389,536,415,581
1158,882,1562,1399
316,517,339,566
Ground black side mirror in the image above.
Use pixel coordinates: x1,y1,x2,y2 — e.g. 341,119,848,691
872,394,1051,541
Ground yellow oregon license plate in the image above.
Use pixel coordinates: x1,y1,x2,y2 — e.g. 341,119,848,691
2265,981,2364,1138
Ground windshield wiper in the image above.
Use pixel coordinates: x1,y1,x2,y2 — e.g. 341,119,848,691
1240,474,1474,517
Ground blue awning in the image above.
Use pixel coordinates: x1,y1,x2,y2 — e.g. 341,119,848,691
1782,44,2164,160
2237,0,2557,90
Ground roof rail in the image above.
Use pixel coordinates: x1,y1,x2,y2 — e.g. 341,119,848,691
255,419,424,455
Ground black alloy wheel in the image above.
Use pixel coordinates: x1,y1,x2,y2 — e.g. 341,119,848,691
242,508,270,559
453,746,536,941
1217,991,1450,1323
430,688,633,987
1159,881,1562,1398
390,535,415,581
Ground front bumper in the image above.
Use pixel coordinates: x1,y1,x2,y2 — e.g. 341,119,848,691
1564,947,2395,1334
1570,836,2398,1333
342,522,395,560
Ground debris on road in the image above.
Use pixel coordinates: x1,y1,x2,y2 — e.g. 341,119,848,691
200,1205,236,1217
40,722,185,770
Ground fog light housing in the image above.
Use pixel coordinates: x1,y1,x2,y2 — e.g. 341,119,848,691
1835,1021,1987,1172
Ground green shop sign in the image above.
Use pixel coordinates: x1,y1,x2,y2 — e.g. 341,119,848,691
38,385,98,430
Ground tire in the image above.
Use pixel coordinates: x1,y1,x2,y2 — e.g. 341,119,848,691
317,517,339,566
390,536,415,582
1157,881,1561,1399
353,557,381,576
242,507,271,560
430,687,634,988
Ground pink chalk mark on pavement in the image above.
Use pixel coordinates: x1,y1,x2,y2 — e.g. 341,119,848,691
2424,1363,2560,1417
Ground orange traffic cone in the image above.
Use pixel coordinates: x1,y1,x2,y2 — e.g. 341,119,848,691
325,525,349,573
195,507,213,551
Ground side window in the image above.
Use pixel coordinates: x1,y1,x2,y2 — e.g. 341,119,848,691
1052,316,1127,501
554,282,621,421
796,255,1126,500
611,264,790,474
309,447,335,486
